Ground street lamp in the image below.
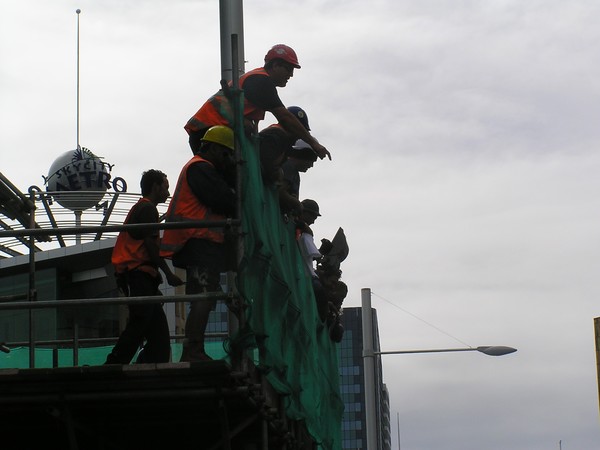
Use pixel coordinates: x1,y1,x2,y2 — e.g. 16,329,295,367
374,345,517,357
361,288,517,450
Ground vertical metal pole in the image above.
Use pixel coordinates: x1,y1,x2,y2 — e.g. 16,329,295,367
261,415,268,450
76,9,81,151
227,34,244,372
397,411,401,450
53,347,59,368
28,192,36,368
362,288,377,450
230,34,242,255
219,0,245,82
74,210,82,245
73,322,79,366
595,317,600,416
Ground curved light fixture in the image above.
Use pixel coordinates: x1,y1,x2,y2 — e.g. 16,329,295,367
476,346,517,356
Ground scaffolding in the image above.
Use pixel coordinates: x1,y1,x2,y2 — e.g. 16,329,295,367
0,90,343,449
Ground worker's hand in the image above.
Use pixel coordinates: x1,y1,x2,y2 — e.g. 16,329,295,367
319,238,333,255
166,273,184,287
313,142,331,160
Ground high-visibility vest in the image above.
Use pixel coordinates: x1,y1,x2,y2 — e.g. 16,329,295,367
184,67,269,134
111,198,159,277
160,156,226,259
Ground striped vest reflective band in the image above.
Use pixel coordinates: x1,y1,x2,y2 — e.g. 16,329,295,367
184,67,269,134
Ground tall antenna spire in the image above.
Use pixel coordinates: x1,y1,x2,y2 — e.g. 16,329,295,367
76,9,81,151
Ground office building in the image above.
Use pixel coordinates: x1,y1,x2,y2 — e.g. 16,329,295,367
339,306,392,450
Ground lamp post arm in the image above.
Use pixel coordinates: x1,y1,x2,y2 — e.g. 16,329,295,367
375,348,477,355
374,346,517,357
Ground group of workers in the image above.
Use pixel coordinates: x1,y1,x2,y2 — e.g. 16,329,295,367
105,44,343,365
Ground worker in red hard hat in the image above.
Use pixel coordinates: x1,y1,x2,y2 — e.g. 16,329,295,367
185,44,331,161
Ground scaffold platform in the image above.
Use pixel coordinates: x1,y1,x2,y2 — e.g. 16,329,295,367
0,361,316,450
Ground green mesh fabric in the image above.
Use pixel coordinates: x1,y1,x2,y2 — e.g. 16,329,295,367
234,128,344,450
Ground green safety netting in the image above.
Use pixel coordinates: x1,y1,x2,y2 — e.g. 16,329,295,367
233,127,344,450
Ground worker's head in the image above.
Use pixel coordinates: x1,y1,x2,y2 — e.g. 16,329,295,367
287,106,310,131
140,169,169,203
301,198,321,225
264,44,300,87
288,139,317,172
258,126,290,185
199,125,235,171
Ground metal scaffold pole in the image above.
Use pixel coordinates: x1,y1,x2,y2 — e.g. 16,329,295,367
362,287,378,450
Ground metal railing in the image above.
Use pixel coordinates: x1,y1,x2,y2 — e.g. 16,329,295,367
0,202,244,369
1,35,247,370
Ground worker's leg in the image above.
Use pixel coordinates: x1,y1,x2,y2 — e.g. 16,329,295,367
136,303,171,363
180,266,218,362
312,276,329,323
105,271,157,364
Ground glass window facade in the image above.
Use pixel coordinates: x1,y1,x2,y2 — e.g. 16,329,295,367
338,307,391,450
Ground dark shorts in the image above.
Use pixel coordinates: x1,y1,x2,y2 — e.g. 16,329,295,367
128,270,161,297
173,238,228,273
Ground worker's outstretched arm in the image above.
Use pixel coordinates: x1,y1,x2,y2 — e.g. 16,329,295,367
271,107,332,160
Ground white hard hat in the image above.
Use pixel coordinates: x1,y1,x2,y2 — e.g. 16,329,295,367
293,139,312,150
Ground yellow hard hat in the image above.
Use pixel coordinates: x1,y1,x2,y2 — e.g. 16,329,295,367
201,126,234,151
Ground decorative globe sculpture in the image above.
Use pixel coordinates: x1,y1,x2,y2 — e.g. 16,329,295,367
45,147,111,211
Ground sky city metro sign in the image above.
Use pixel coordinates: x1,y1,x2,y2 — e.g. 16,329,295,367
0,151,145,257
44,147,127,211
0,148,138,256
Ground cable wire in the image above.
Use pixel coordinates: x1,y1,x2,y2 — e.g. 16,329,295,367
371,291,472,348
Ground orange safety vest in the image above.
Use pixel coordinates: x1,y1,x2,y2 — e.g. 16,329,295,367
184,67,269,134
160,155,226,259
111,198,159,277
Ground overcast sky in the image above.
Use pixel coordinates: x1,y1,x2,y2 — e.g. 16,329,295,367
2,1,600,449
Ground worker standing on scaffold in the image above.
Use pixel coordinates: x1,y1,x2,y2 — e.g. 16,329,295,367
184,44,331,161
106,170,183,365
160,126,237,362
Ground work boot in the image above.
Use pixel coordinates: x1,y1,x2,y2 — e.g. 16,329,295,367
180,339,212,362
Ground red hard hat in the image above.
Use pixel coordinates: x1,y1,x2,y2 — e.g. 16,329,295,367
264,44,301,68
